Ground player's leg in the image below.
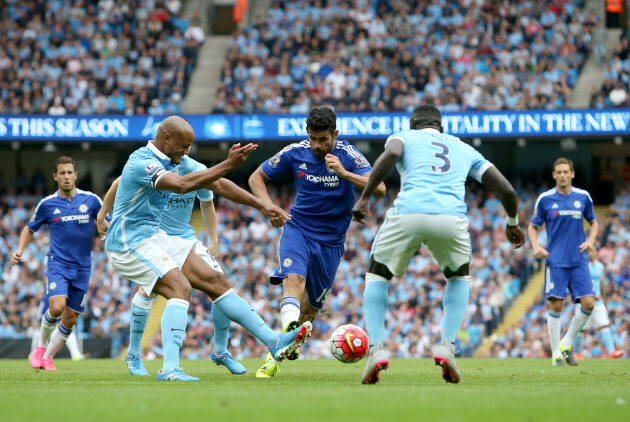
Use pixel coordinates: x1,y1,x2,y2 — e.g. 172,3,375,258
42,268,89,370
181,251,312,361
192,242,246,374
361,212,424,384
560,264,596,365
425,214,472,384
124,286,154,375
545,265,568,365
588,304,621,357
65,329,84,361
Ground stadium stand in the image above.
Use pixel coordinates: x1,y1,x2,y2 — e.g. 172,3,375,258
0,0,201,115
592,20,630,108
213,0,596,114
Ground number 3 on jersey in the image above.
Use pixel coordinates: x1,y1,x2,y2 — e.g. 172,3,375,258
430,141,451,173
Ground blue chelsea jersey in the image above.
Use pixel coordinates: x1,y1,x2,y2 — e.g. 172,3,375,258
261,139,372,244
27,189,103,268
531,187,596,267
105,141,177,252
160,155,213,240
386,128,492,218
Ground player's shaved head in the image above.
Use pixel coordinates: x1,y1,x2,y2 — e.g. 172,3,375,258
153,116,195,164
156,116,193,140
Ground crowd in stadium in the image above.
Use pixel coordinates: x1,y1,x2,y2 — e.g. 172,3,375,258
6,177,624,362
0,0,202,116
213,0,597,114
592,20,630,108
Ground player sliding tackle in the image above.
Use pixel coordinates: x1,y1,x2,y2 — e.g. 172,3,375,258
103,116,312,381
353,105,525,384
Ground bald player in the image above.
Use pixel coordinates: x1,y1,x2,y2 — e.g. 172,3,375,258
104,116,313,381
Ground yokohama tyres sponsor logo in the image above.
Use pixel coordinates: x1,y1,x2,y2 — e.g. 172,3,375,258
305,174,339,183
56,213,91,223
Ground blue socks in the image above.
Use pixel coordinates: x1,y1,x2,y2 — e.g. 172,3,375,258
161,298,189,372
442,278,470,342
128,293,153,355
211,304,232,355
214,289,277,348
363,273,389,345
600,328,615,354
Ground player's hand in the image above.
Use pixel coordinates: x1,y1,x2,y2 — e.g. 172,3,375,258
10,250,22,265
225,143,258,169
352,196,370,224
532,244,549,259
208,242,218,257
506,225,525,249
324,154,347,177
261,203,291,227
579,239,595,253
97,216,110,239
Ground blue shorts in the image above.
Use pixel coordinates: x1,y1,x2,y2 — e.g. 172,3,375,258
270,225,344,309
544,262,595,303
46,263,91,314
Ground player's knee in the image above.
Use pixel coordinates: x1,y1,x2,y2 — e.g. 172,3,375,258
62,311,79,327
580,297,595,311
443,263,470,279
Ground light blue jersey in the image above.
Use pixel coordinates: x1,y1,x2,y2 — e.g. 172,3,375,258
160,155,213,240
386,128,492,217
105,141,177,252
589,260,605,307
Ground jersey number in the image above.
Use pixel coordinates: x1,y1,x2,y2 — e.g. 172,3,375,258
430,142,451,173
316,288,331,303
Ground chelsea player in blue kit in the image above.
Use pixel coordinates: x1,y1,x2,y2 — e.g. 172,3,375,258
528,158,599,366
249,106,386,378
104,116,312,381
12,156,104,371
353,105,525,384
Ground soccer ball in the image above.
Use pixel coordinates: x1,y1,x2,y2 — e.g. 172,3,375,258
329,324,369,363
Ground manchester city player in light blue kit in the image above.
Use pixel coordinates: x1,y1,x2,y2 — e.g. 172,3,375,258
99,149,293,375
12,156,104,371
249,106,386,378
572,249,624,359
353,105,525,384
104,116,312,381
528,157,599,366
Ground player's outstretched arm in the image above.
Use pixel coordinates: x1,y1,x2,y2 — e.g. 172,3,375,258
248,166,287,227
97,176,121,236
352,139,403,224
158,143,257,194
200,200,219,256
481,166,524,248
210,178,291,222
11,226,34,265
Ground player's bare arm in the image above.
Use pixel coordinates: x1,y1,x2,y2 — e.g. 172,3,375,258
10,226,34,265
579,219,599,252
97,176,121,236
324,154,386,197
200,200,219,257
158,143,257,194
481,165,525,248
210,177,291,222
527,223,549,258
352,138,404,224
248,166,287,228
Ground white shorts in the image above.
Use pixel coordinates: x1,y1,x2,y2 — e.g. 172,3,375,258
371,212,471,277
583,304,610,330
106,230,196,295
192,240,224,274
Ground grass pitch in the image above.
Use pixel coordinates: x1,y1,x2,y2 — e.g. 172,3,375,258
1,358,628,422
